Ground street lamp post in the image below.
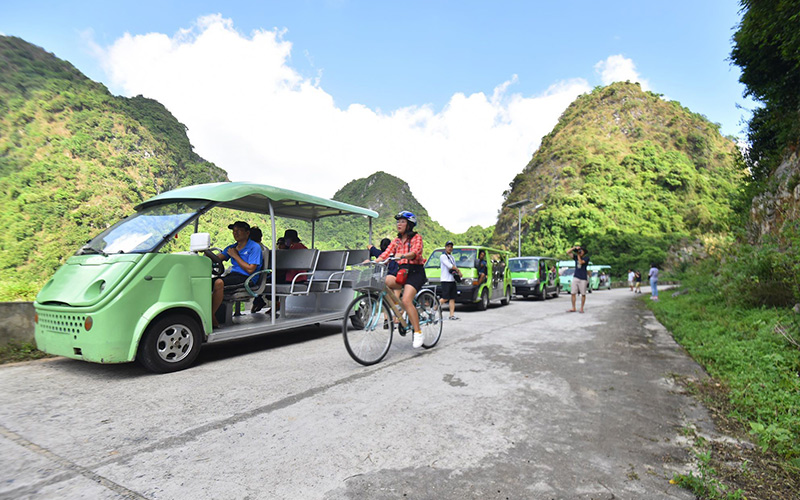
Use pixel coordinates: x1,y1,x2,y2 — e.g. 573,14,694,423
507,200,544,257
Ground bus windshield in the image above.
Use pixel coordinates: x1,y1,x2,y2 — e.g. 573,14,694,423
425,248,478,269
510,258,538,272
77,201,207,255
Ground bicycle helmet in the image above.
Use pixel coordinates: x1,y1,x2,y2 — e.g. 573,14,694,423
394,210,417,226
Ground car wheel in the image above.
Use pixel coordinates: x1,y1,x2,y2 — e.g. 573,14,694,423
137,314,202,373
477,289,489,311
500,287,511,305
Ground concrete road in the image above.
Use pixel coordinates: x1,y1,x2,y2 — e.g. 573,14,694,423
0,288,707,499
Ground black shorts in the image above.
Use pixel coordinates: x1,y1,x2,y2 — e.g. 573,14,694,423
401,264,427,292
440,281,457,300
213,273,248,290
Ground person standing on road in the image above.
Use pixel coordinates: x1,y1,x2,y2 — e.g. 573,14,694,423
628,269,635,291
648,263,659,300
567,243,589,313
634,270,642,294
439,241,460,320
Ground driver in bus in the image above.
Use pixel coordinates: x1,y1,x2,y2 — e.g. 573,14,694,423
205,221,263,327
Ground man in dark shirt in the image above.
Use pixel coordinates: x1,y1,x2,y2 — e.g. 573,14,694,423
567,242,589,313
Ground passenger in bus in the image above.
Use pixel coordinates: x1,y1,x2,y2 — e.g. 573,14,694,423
476,250,488,286
369,238,398,277
279,229,308,284
206,221,263,327
249,226,270,314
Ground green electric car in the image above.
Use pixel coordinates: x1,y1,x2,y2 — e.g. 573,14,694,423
424,246,512,310
588,265,612,290
34,182,378,373
509,256,559,299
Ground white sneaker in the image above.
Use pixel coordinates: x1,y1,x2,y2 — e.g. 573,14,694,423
412,331,424,348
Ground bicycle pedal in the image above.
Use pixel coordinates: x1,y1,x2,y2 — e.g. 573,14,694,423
398,325,407,336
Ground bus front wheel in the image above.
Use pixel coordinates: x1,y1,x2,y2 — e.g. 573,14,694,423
137,314,203,373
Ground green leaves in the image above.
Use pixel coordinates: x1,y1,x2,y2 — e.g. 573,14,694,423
492,82,745,271
731,0,800,181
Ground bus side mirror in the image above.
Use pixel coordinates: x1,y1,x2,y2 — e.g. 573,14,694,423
190,233,211,252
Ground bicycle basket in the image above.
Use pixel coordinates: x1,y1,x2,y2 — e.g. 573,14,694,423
352,263,387,291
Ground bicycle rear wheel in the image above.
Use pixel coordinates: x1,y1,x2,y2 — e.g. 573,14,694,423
415,289,443,349
343,293,394,365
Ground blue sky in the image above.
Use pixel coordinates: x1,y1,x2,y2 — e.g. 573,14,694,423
0,1,752,231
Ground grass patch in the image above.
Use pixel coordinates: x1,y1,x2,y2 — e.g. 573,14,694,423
0,341,51,364
647,287,800,498
649,291,800,462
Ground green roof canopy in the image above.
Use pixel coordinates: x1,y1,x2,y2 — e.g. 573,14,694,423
135,182,378,220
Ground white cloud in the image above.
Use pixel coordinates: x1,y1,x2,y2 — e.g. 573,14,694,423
594,54,650,91
98,15,593,232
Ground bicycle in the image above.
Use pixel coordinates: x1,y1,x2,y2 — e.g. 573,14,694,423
343,262,443,365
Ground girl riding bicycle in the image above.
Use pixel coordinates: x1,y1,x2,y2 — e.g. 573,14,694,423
374,211,427,348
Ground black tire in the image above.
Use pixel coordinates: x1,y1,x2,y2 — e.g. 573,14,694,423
554,286,560,298
500,286,511,305
343,294,393,365
350,313,365,330
477,289,489,311
415,289,443,349
137,314,203,373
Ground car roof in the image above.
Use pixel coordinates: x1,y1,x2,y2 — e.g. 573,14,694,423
135,181,379,220
430,246,511,255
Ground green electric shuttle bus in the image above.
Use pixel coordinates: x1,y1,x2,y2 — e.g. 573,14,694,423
423,245,512,310
33,182,378,373
509,256,560,300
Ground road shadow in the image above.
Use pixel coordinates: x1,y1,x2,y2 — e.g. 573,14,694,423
20,322,343,378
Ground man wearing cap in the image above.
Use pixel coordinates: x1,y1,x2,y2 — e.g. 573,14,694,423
205,221,263,327
566,242,589,313
439,241,460,320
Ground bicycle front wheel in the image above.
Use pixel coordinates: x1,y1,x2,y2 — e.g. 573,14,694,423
343,293,394,365
415,289,443,349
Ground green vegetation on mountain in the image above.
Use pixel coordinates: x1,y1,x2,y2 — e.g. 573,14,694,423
646,3,800,496
0,36,227,300
492,81,745,274
731,0,800,183
317,171,492,251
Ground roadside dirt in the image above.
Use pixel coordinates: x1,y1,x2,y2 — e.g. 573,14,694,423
679,378,800,500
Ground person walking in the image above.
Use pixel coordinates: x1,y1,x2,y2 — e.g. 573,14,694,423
566,243,589,313
634,270,642,294
648,263,659,300
628,269,635,291
439,241,460,320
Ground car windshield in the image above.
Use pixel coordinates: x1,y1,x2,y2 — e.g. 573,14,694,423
77,201,207,255
425,249,477,269
510,258,538,272
560,268,575,276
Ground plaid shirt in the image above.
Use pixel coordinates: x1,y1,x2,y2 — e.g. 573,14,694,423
379,234,424,265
